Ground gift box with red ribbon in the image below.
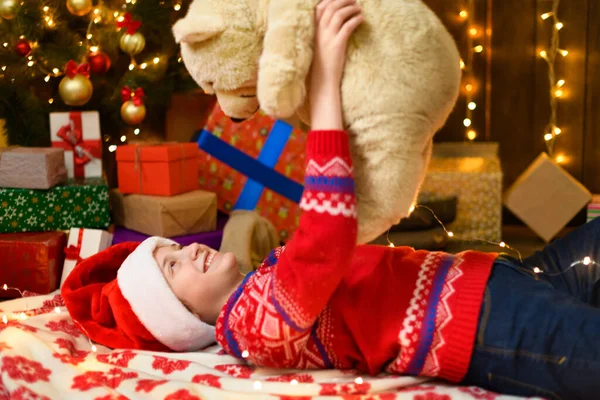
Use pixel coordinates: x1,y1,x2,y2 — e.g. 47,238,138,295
0,232,66,297
60,228,113,288
49,111,103,180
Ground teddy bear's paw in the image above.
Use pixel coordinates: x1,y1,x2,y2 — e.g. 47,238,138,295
257,74,305,119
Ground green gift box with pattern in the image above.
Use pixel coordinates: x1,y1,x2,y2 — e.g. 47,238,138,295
0,178,110,233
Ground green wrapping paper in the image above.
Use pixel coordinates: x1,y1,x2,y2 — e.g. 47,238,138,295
0,178,110,233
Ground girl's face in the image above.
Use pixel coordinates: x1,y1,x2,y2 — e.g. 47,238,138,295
153,243,243,324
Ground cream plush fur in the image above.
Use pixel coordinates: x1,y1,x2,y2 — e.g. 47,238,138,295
173,0,461,244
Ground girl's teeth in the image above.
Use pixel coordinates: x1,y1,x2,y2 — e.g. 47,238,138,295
204,253,214,272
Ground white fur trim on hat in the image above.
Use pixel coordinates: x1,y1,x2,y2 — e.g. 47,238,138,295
117,237,216,351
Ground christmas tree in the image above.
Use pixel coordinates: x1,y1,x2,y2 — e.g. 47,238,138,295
0,0,195,148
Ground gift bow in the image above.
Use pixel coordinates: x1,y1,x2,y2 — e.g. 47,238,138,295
121,86,145,106
116,12,142,35
57,116,93,168
65,229,84,264
65,60,90,79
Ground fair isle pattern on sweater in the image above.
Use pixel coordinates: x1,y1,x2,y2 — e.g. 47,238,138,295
387,253,465,376
214,130,495,380
217,133,357,370
421,257,464,377
275,155,357,331
300,157,357,219
219,249,332,370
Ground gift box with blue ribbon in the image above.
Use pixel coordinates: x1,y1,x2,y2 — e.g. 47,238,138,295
197,105,306,241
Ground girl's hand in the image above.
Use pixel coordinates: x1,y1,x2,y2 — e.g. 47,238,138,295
312,0,363,90
310,0,363,130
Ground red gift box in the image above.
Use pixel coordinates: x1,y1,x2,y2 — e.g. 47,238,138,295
0,232,66,298
116,143,199,196
200,105,306,241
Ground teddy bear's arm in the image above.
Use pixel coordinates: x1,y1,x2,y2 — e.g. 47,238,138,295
257,0,318,119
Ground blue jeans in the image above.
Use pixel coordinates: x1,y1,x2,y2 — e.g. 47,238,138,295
463,217,600,400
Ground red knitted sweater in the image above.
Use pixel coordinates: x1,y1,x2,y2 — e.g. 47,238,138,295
215,130,496,382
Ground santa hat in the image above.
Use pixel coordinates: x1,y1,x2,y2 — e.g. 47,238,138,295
62,237,216,352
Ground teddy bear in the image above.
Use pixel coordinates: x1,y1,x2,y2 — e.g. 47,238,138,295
172,0,461,245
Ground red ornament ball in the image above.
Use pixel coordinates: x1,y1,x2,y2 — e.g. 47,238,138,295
14,38,31,57
88,51,111,75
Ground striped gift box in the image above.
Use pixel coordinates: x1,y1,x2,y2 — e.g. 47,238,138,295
587,195,600,223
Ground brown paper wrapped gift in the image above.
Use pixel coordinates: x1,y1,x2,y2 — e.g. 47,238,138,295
0,147,68,189
110,189,217,237
419,142,503,242
504,152,592,242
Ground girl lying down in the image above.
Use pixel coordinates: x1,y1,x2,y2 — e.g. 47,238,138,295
63,1,599,398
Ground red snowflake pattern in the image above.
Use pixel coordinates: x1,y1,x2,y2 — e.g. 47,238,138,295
135,379,168,393
214,364,254,378
151,356,191,375
0,321,37,334
45,320,81,337
54,338,83,353
97,350,137,368
53,352,87,366
458,387,498,400
94,395,129,400
24,295,64,316
192,374,222,388
72,368,138,391
53,338,88,366
341,395,397,400
1,356,51,383
319,382,372,396
164,389,200,400
414,393,452,400
0,376,9,400
279,397,312,400
10,386,51,400
266,373,315,383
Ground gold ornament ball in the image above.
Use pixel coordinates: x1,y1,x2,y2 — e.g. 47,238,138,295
66,0,93,16
59,74,93,106
120,32,146,56
121,101,146,125
94,5,114,23
0,0,18,20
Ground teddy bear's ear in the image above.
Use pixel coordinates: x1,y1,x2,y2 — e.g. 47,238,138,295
172,15,225,44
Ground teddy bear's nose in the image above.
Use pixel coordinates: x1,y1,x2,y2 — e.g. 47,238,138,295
230,117,246,123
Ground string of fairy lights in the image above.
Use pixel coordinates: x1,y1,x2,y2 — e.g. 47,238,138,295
459,0,483,141
0,0,185,147
0,204,596,393
1,0,184,76
0,2,588,391
386,205,597,279
540,0,567,163
458,0,565,150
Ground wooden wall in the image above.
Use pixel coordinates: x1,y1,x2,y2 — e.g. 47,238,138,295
425,0,600,193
